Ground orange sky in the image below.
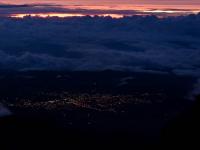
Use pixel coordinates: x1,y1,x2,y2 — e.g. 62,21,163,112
2,0,200,5
1,0,200,18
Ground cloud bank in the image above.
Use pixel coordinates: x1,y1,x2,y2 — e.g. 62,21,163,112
0,14,200,76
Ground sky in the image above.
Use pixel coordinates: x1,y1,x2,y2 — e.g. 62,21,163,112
1,0,200,18
3,0,200,5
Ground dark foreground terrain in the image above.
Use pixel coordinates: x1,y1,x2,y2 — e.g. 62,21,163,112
0,71,199,149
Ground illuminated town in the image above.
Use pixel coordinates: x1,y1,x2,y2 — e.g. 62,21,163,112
6,91,164,112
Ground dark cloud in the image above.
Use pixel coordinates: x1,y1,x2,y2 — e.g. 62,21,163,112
0,3,61,8
0,14,200,76
0,4,67,16
0,4,33,8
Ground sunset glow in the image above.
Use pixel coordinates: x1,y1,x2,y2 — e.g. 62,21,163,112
1,1,200,18
11,13,126,18
11,13,85,18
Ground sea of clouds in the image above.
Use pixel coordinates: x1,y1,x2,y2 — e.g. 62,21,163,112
0,104,11,117
0,14,200,77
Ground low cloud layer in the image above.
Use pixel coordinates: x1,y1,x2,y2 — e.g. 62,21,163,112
0,15,200,76
0,104,11,117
